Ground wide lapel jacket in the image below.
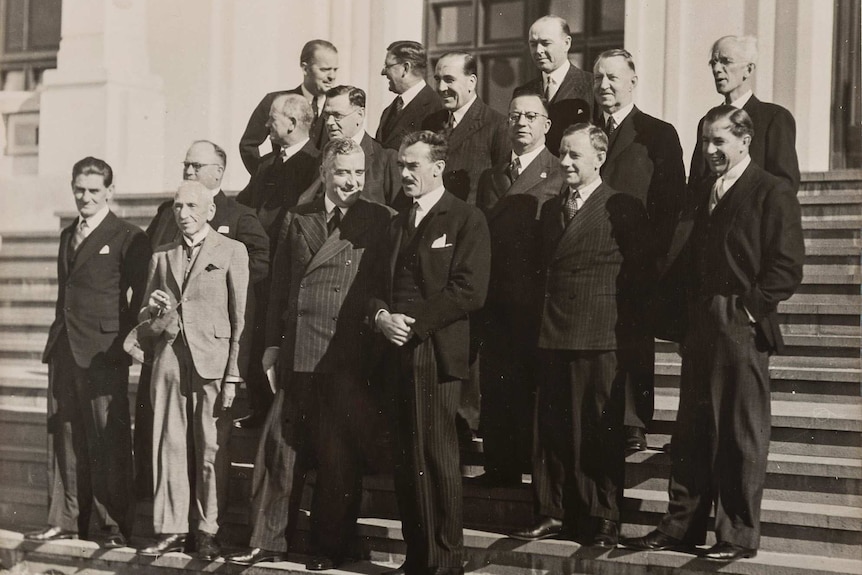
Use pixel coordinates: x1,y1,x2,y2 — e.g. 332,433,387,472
377,83,444,150
482,147,562,220
545,183,612,265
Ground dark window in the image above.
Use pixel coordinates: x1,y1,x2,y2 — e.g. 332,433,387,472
424,0,624,111
830,0,861,169
0,0,62,91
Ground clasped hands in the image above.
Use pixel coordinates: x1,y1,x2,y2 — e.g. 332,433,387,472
376,310,416,346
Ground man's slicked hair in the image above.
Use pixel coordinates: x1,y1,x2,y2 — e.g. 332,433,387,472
72,156,113,187
387,40,429,74
510,90,550,115
594,49,636,74
274,93,315,128
325,85,366,109
703,104,755,139
300,39,338,64
438,51,477,76
533,15,571,38
561,123,608,154
401,130,448,163
321,136,364,168
190,140,227,167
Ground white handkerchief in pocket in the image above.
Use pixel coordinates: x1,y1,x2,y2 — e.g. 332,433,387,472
430,234,452,249
217,225,230,234
99,245,110,255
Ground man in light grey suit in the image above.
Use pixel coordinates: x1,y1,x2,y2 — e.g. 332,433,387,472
138,181,249,560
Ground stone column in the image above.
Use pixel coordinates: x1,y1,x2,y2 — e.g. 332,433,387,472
39,0,165,206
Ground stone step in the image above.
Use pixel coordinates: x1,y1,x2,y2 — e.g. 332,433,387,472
655,353,862,386
2,528,861,575
657,334,859,358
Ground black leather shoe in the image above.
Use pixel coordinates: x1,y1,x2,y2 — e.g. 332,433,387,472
24,526,78,542
233,413,265,430
306,556,339,571
224,547,286,565
465,472,521,488
510,516,563,541
381,564,407,575
196,532,220,560
102,534,128,549
591,519,619,547
625,426,647,452
138,533,187,556
619,530,687,551
702,541,757,561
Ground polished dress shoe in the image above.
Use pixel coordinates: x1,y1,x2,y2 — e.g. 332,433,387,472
306,555,339,571
196,531,220,560
591,518,619,547
233,413,265,430
702,541,757,561
224,547,286,565
619,529,688,551
510,516,563,541
24,526,77,542
138,533,187,556
381,564,407,575
625,426,647,452
102,533,128,549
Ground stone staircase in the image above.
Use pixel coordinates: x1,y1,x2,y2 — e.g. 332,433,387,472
0,173,860,574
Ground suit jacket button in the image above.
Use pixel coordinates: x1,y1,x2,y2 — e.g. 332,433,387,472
298,311,304,317
334,286,340,292
300,283,305,289
345,260,351,266
544,293,550,298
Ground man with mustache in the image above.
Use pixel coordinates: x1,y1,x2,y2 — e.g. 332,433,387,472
516,15,593,156
239,39,338,174
378,41,443,152
687,35,800,192
622,106,804,562
592,49,686,453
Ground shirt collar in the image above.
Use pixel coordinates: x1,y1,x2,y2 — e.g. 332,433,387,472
350,129,366,146
281,137,310,162
399,79,426,108
452,94,478,127
413,185,446,215
728,89,753,109
323,195,347,218
569,176,602,205
301,84,325,110
543,60,570,90
79,204,110,231
603,101,635,127
718,154,752,191
182,224,210,247
511,145,544,172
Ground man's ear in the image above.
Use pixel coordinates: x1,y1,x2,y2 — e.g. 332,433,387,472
206,202,216,222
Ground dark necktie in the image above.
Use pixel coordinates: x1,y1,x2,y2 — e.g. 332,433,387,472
327,208,341,235
509,157,521,181
443,113,455,138
407,202,419,230
605,115,617,136
563,189,580,223
382,96,403,139
312,97,320,122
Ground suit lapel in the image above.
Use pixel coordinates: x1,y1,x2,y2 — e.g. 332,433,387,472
304,200,369,275
713,162,758,224
606,107,638,165
448,100,483,152
59,225,73,279
553,184,610,261
486,149,554,221
166,241,185,293
294,197,328,258
70,212,118,273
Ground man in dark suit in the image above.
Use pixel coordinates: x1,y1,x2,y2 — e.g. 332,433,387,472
321,85,401,205
373,131,490,575
377,41,443,151
225,138,393,571
239,39,338,174
138,181,249,560
688,35,800,192
593,49,687,452
621,106,804,562
423,51,509,206
516,16,593,156
134,141,270,500
511,124,647,547
238,93,321,253
471,92,563,487
26,157,150,548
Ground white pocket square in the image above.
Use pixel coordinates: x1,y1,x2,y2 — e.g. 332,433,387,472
430,234,452,249
99,245,110,255
217,225,230,234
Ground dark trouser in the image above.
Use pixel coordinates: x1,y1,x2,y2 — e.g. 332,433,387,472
622,339,655,429
389,338,464,574
245,286,273,418
531,348,625,523
658,294,771,549
48,332,134,537
133,363,154,498
478,303,536,480
249,370,385,559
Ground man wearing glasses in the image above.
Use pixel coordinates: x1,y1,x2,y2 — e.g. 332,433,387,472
472,92,562,488
377,41,443,152
135,141,270,497
317,85,401,206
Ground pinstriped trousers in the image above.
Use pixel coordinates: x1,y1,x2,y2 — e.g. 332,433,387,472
389,338,464,573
